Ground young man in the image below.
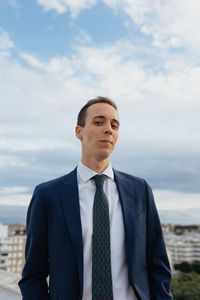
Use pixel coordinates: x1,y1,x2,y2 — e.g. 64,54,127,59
19,97,172,300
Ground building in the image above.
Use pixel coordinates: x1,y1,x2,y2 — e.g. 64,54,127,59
0,224,8,238
0,224,26,274
8,224,26,237
164,232,200,265
173,225,200,235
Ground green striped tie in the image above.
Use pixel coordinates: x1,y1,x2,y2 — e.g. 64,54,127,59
92,174,113,300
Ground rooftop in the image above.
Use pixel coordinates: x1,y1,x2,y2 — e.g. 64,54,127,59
0,287,21,300
0,270,20,296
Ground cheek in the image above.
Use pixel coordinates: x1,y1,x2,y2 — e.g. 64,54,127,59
82,133,94,146
113,133,119,143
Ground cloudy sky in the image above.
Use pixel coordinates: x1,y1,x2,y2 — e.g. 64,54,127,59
0,0,200,223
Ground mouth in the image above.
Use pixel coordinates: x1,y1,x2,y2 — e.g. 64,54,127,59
99,139,113,145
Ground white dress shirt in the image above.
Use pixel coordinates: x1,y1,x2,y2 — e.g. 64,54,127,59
77,161,137,300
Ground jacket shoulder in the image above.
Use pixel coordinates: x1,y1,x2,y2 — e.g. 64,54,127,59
114,169,148,187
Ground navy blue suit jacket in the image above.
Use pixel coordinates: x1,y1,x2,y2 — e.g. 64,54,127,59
19,168,172,300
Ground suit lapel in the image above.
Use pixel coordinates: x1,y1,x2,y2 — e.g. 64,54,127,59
114,170,136,282
59,168,83,297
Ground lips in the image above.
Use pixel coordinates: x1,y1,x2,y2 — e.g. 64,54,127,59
99,139,113,144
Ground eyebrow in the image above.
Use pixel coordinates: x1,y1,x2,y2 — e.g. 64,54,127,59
93,115,120,126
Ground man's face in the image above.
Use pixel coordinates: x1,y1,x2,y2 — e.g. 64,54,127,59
76,103,119,163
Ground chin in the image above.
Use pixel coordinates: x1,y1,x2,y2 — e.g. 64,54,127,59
97,150,112,160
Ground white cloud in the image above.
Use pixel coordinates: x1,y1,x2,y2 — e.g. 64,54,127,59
0,0,199,219
0,186,29,195
75,30,92,45
0,192,30,206
37,0,97,17
1,35,200,194
0,154,27,167
0,28,14,50
8,0,19,8
154,190,200,210
104,0,151,24
2,40,200,143
0,186,30,206
104,0,200,52
21,53,74,74
0,138,79,154
36,0,200,52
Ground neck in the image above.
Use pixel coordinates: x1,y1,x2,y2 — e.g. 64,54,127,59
81,157,110,173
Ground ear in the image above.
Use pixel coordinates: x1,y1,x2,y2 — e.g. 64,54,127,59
75,125,83,140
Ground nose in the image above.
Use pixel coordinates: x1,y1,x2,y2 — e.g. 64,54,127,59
104,123,112,135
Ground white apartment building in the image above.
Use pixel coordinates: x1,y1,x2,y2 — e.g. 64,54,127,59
0,224,26,274
164,232,200,265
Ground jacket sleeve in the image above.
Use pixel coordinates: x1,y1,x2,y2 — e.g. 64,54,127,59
18,186,50,300
144,181,173,300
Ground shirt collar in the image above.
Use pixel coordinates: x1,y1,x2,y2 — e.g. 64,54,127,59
77,161,114,182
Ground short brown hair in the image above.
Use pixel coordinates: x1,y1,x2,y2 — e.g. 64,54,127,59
77,96,117,126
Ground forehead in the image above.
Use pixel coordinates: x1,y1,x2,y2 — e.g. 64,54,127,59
85,103,119,121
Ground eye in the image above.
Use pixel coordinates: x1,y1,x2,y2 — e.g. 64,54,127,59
94,121,102,125
111,123,118,129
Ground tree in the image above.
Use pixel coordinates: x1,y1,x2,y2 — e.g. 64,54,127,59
174,261,192,273
175,261,200,274
171,272,200,300
192,261,200,274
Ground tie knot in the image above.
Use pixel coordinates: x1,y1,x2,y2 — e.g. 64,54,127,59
93,174,107,188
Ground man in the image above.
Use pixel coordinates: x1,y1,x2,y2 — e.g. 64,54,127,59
19,97,172,300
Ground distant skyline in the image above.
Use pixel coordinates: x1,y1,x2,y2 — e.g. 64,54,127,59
0,0,200,221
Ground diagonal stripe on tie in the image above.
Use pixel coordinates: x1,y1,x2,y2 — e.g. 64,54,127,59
92,174,113,300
